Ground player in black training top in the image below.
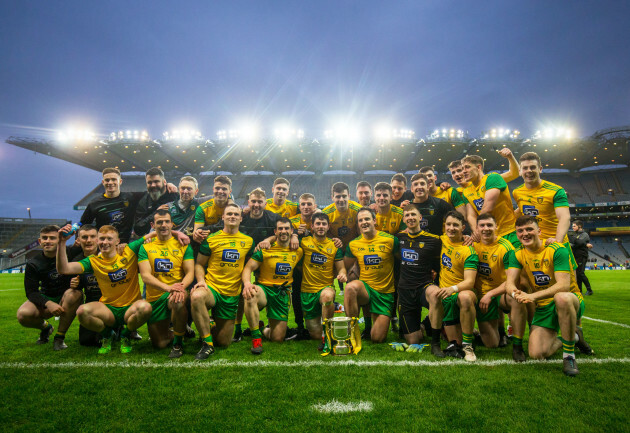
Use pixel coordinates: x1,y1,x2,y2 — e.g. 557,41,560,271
16,225,83,350
133,167,179,237
396,204,442,348
409,173,454,235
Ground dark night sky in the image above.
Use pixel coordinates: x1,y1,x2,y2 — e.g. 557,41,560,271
1,1,629,220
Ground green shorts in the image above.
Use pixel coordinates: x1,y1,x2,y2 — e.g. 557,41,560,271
301,287,335,320
532,292,585,332
501,231,521,249
260,284,291,322
442,293,460,325
148,292,170,325
42,294,63,304
209,285,239,321
476,295,500,322
364,282,394,318
105,304,131,328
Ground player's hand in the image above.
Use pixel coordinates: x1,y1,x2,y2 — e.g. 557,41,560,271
407,343,426,353
166,183,178,193
369,203,378,211
193,229,209,244
46,301,64,316
157,204,170,211
587,243,593,249
173,230,191,246
331,238,343,249
191,281,206,294
389,342,408,352
439,182,451,191
242,283,258,300
497,148,513,158
544,237,558,246
436,286,455,300
168,290,185,303
513,289,533,304
242,206,251,215
290,234,299,250
70,276,80,290
336,272,348,284
462,235,474,246
431,270,437,281
399,200,410,208
255,240,271,252
117,243,127,255
58,225,74,242
479,294,492,312
297,224,307,235
170,283,185,293
470,230,481,243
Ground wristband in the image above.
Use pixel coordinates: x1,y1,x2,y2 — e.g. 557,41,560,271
451,285,459,293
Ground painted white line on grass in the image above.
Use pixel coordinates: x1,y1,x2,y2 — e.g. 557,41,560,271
311,400,373,413
582,316,630,329
0,289,21,292
0,357,628,369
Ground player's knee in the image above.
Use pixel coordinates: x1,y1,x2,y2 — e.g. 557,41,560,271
553,292,571,309
65,289,83,306
190,290,206,306
528,346,545,360
371,332,387,344
16,307,31,324
136,301,152,317
320,291,334,304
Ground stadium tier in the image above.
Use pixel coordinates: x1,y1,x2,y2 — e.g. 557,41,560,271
0,217,68,268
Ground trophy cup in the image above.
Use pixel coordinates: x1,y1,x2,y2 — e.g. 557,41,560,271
322,316,361,356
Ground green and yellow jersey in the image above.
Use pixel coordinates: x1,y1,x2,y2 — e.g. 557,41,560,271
512,180,570,242
432,186,467,210
322,200,362,247
251,243,303,287
300,236,343,293
473,238,514,296
137,237,194,302
199,231,254,296
78,237,145,307
375,204,406,234
507,242,581,307
290,214,312,232
462,173,517,238
266,198,299,218
194,198,227,226
439,235,479,288
345,231,400,294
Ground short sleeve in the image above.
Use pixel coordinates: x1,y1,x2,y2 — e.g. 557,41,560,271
450,188,466,208
506,249,522,269
463,250,479,270
183,245,194,261
78,257,93,274
137,245,148,262
552,245,571,272
194,205,206,224
485,173,507,191
345,244,355,258
128,237,145,255
334,246,344,261
251,249,264,262
553,189,570,208
199,239,211,256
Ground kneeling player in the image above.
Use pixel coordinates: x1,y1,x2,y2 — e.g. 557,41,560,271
473,213,527,362
242,218,303,354
192,204,254,359
299,213,347,345
56,225,154,354
138,210,195,358
343,207,400,343
427,212,479,361
506,216,590,376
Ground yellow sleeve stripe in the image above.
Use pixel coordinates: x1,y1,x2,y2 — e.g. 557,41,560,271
420,231,440,239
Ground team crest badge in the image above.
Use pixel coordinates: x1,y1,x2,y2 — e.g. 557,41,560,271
379,245,385,252
491,254,498,262
429,210,434,215
173,250,179,256
327,247,332,253
543,259,550,267
455,252,461,259
191,205,196,211
292,255,297,261
240,241,246,247
418,242,424,249
124,201,129,207
391,221,396,228
537,197,544,204
120,258,128,265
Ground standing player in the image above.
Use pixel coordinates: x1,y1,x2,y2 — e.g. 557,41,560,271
241,218,303,354
568,220,594,295
446,149,520,198
164,176,202,237
16,225,83,350
290,193,318,235
191,204,254,359
323,182,362,248
427,212,479,361
266,178,299,218
134,167,179,237
193,175,233,243
343,207,400,343
419,166,468,218
56,225,155,354
506,216,590,376
390,173,414,208
395,205,442,352
138,210,195,358
299,213,347,343
356,181,374,207
373,182,406,234
409,173,454,235
473,214,527,361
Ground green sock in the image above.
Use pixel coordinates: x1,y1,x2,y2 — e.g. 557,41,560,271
462,333,474,345
203,333,213,345
560,337,575,358
173,331,184,346
251,328,262,339
100,327,112,339
120,327,130,339
512,335,523,347
234,323,242,334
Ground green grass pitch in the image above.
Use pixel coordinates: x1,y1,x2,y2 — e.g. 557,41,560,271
1,271,629,432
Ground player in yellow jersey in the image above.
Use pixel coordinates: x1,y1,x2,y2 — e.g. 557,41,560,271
56,225,156,355
323,182,362,248
419,166,468,219
191,203,254,359
299,213,347,344
344,207,400,343
266,177,299,218
290,193,317,234
473,213,527,362
137,210,195,358
427,212,479,361
373,182,406,234
193,175,233,243
505,215,591,376
462,154,519,247
242,218,303,354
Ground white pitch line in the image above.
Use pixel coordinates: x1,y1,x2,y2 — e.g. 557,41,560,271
582,316,630,329
0,289,21,292
0,357,628,369
311,400,373,413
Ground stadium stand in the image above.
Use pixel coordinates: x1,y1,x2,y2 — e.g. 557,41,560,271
0,217,68,270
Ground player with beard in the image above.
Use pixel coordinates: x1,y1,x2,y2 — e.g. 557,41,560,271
134,167,179,237
390,173,414,208
409,173,454,235
355,181,374,207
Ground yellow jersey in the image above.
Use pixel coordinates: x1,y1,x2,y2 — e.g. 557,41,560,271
194,198,227,226
473,238,514,296
432,186,467,209
251,243,303,287
512,180,570,241
266,198,299,218
199,231,254,296
299,236,344,293
375,204,406,234
462,173,516,237
439,235,479,288
78,237,144,307
322,200,362,247
507,242,581,307
138,237,194,302
290,214,312,232
345,231,400,294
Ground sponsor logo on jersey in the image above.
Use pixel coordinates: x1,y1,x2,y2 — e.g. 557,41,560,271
311,253,327,265
441,253,452,269
523,205,539,216
420,219,428,229
533,271,551,286
338,227,349,237
154,259,173,272
478,262,492,276
473,198,485,211
276,263,292,275
87,275,98,284
401,248,419,263
364,254,381,266
108,268,128,283
222,249,240,262
48,270,60,280
109,210,124,223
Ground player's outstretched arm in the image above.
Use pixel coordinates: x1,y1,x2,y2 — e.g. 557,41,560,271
56,226,84,275
498,148,520,183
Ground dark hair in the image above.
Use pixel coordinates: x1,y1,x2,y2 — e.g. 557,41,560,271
390,173,407,185
477,213,496,224
312,213,330,225
274,177,290,188
332,182,349,195
519,151,542,167
374,182,392,193
40,225,60,235
419,166,434,174
573,220,584,229
515,215,539,227
356,181,372,191
153,209,171,220
102,167,121,177
214,175,232,187
145,167,165,178
276,217,292,229
447,160,462,170
410,173,429,184
462,155,484,169
444,211,466,226
78,224,97,234
357,206,376,220
402,203,421,215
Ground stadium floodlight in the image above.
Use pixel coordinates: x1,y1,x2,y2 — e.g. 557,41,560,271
324,123,361,143
57,128,95,143
393,129,415,140
532,126,574,141
163,129,203,141
109,129,149,142
274,126,304,141
373,124,393,140
482,128,520,140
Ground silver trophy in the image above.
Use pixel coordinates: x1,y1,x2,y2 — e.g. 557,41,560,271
323,316,361,356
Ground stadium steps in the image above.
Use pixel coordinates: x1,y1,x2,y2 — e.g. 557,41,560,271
612,172,625,194
618,241,630,259
593,174,604,195
1,225,27,250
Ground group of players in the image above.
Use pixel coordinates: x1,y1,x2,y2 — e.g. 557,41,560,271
16,147,593,376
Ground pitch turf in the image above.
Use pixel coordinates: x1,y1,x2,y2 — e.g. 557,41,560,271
1,272,629,432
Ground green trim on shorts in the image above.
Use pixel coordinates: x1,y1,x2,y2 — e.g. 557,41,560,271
208,285,239,321
41,294,63,304
260,284,290,322
476,296,500,322
532,292,585,331
364,282,394,318
301,287,334,320
148,292,170,325
442,293,460,324
105,304,131,328
501,231,521,249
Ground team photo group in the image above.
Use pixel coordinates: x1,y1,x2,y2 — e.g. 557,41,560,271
16,147,594,376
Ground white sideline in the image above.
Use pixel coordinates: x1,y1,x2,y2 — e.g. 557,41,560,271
582,316,630,329
311,400,373,413
0,289,21,292
0,357,628,369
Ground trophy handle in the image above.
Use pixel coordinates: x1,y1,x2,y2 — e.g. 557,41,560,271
321,318,333,357
350,317,362,355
